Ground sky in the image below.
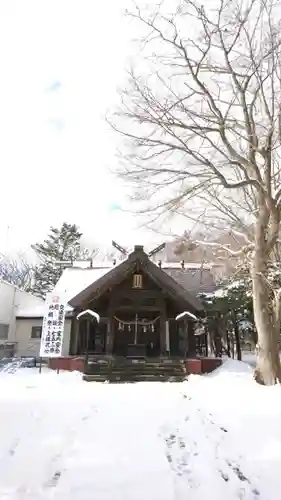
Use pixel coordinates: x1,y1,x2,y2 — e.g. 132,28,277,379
0,0,166,256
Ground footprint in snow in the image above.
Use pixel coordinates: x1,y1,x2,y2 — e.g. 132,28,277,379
182,393,192,401
44,470,62,488
82,407,97,420
9,439,20,456
226,460,250,483
165,433,177,448
178,438,186,449
163,429,198,488
219,470,230,482
225,460,260,499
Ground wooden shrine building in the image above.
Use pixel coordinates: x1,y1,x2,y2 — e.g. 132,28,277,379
68,245,205,360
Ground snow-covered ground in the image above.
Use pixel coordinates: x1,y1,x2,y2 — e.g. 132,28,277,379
241,352,256,367
0,361,281,500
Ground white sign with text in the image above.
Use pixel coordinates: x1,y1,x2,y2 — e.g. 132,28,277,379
40,293,66,358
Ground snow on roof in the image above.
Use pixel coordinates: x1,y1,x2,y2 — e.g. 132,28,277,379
72,261,213,270
0,279,28,292
53,266,113,305
16,266,113,318
162,262,213,270
72,260,122,269
15,259,215,318
202,288,225,299
16,305,46,318
227,280,246,289
16,303,75,318
13,287,45,318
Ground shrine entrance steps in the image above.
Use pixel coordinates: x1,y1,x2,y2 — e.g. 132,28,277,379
83,356,187,383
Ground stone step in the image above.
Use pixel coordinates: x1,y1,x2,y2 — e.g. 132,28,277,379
83,374,186,383
85,368,185,377
83,374,108,382
86,362,185,369
83,358,186,382
106,373,184,379
112,365,185,372
88,358,184,366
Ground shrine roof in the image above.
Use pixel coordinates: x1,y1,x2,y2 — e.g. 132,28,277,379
16,246,218,317
68,247,205,312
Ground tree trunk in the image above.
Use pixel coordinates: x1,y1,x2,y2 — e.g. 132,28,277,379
214,336,222,357
231,333,235,359
207,329,215,356
251,326,258,346
225,330,231,357
232,310,242,361
252,252,281,385
214,322,222,358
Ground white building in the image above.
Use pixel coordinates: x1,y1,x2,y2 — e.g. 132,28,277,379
0,280,45,357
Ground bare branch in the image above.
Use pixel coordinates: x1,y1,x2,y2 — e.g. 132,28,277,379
111,0,281,383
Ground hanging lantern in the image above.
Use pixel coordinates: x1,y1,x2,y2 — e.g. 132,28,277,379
151,324,155,332
143,325,147,333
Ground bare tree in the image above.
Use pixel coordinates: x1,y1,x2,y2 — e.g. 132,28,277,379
111,0,281,384
0,254,34,291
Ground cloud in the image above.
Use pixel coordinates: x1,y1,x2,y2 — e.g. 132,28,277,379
0,0,152,253
48,117,65,130
47,81,62,93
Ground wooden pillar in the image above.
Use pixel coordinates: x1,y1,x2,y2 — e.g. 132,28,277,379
160,303,166,355
69,317,80,355
188,320,197,358
165,320,170,354
106,316,114,354
73,318,79,355
85,319,91,364
183,317,189,357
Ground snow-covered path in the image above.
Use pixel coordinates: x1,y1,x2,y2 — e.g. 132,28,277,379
0,362,281,500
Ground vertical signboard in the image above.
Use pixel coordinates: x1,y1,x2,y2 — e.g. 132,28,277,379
40,293,66,358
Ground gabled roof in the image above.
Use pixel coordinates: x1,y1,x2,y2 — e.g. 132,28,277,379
69,246,204,312
164,267,216,295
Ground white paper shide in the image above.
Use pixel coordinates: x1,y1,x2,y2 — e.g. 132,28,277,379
40,293,66,357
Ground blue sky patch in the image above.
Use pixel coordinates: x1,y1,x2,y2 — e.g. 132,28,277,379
109,202,122,211
47,81,62,93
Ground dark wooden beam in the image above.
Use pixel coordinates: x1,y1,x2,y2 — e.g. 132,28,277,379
148,242,166,258
112,240,128,256
111,305,161,312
